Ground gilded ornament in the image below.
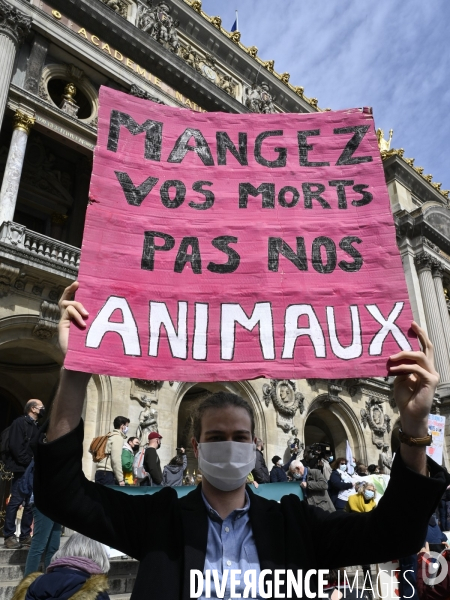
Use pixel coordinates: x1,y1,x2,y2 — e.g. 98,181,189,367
441,190,449,199
423,174,433,183
404,157,415,166
62,82,76,102
210,16,222,28
414,166,424,174
263,59,274,72
309,97,318,107
13,110,35,135
280,72,290,84
247,46,258,57
432,182,442,191
376,128,393,152
292,86,304,97
191,0,202,12
229,31,241,43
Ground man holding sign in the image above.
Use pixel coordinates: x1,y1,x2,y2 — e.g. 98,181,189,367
33,90,449,599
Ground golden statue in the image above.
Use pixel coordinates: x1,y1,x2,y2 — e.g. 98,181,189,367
62,83,77,103
210,16,222,29
376,128,393,152
280,72,290,84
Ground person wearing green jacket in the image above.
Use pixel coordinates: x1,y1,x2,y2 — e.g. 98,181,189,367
121,437,140,485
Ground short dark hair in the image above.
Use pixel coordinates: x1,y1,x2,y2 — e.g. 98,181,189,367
367,464,378,474
169,454,184,467
113,416,130,429
192,392,255,441
24,400,40,415
127,437,139,445
331,457,347,470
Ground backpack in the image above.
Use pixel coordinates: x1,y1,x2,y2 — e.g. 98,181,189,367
133,447,148,481
19,458,34,498
0,426,11,463
89,433,111,463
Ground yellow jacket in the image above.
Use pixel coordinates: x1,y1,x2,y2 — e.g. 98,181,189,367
347,493,376,513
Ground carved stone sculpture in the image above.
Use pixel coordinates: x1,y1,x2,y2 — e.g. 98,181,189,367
179,44,201,72
129,84,165,104
100,0,128,18
138,1,180,53
262,379,304,432
33,300,60,340
245,81,275,114
0,262,20,298
380,443,392,474
360,396,391,449
133,394,159,447
218,74,236,97
0,0,32,45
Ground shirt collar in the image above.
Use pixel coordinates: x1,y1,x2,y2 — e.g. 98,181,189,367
201,489,250,522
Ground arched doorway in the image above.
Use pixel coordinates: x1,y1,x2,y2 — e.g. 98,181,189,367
0,342,60,415
304,394,366,464
175,381,265,480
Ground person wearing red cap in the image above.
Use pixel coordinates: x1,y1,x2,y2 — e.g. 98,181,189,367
143,431,163,486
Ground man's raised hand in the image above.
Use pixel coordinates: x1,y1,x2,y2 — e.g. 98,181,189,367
58,281,89,356
390,321,439,438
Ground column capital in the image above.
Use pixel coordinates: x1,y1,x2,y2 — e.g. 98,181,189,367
0,0,32,46
13,109,35,134
432,262,445,279
414,252,433,272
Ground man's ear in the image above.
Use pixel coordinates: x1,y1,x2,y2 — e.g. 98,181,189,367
253,436,258,446
191,437,199,458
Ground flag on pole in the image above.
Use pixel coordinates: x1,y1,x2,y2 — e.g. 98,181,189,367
231,10,238,32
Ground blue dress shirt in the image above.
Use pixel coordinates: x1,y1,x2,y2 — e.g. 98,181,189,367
200,491,262,600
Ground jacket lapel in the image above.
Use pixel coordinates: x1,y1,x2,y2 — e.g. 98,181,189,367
179,485,209,600
248,487,285,570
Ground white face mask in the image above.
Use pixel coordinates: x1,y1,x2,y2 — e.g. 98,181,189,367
293,472,302,480
197,441,256,492
277,461,282,467
339,464,347,472
123,426,128,434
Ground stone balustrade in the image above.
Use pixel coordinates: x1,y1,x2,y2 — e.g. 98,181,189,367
0,221,79,278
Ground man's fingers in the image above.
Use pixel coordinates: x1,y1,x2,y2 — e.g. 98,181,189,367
59,281,79,307
389,362,438,385
61,300,89,318
411,320,434,360
389,350,437,376
65,305,87,329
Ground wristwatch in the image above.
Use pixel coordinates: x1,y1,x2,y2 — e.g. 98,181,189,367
398,428,432,447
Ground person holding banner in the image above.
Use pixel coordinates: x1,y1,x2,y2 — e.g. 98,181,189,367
33,282,450,600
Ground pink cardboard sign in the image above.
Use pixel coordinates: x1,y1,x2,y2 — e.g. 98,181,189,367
65,86,417,381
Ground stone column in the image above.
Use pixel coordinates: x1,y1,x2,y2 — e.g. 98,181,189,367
0,109,35,224
433,263,450,358
415,253,450,383
0,0,32,127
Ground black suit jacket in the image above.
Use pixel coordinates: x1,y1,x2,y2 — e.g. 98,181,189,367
34,420,447,600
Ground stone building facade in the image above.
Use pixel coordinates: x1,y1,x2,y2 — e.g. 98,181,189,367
0,0,449,482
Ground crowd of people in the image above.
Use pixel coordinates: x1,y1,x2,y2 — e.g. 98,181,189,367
3,398,450,600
